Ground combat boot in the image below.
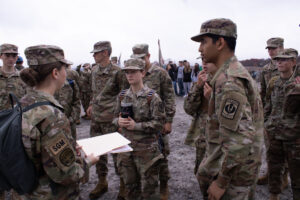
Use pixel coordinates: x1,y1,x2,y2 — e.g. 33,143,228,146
117,178,126,200
160,180,169,200
257,172,268,185
269,193,279,200
281,170,289,190
89,176,108,199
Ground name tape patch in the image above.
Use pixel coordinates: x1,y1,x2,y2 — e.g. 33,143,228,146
49,136,68,155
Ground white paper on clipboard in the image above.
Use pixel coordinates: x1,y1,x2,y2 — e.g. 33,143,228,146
77,132,132,156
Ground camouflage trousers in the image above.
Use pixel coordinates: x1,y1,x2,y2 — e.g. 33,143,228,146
90,119,118,177
80,91,91,113
267,138,300,198
194,136,206,175
117,143,162,200
159,135,170,182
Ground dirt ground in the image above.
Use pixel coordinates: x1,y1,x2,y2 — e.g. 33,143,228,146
77,96,293,200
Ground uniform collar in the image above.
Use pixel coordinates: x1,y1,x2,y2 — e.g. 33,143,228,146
0,67,19,78
33,89,64,109
210,56,235,86
127,86,149,98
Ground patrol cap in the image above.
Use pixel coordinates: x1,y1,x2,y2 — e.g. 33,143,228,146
0,43,18,54
24,45,73,66
123,58,145,71
191,18,237,42
91,41,111,53
274,48,298,59
111,56,118,61
130,44,149,59
265,37,284,49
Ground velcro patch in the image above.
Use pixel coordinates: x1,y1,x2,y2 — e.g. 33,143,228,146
48,136,68,155
59,148,75,167
221,99,239,120
219,92,247,132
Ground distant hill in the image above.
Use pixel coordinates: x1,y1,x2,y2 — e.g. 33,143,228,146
240,56,300,67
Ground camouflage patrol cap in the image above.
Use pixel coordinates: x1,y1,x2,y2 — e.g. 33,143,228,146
123,58,145,71
130,44,149,59
111,56,118,62
191,18,237,42
24,45,73,66
91,41,111,53
265,37,284,49
274,48,298,59
0,43,18,54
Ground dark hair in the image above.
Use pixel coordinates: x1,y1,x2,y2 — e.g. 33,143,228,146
193,64,200,74
207,34,236,52
20,62,64,87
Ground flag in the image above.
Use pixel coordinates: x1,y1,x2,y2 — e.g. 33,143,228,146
158,39,164,67
118,53,122,66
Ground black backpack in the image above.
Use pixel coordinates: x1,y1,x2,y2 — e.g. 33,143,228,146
0,93,63,195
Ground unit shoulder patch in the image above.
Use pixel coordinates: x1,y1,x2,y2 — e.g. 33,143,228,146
221,98,240,120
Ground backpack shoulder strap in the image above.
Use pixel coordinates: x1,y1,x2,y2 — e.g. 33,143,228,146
147,90,155,105
119,89,128,101
23,101,64,113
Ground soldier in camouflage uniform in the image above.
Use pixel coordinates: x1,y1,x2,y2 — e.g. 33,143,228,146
258,37,289,186
12,44,98,200
86,41,126,199
78,63,92,119
111,56,118,65
183,61,216,177
191,18,263,200
66,67,81,125
0,43,28,200
130,44,176,200
54,77,81,139
113,58,165,200
265,48,300,200
0,44,27,110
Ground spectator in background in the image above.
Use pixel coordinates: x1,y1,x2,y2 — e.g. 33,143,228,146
167,62,179,96
191,63,200,85
177,61,185,96
183,60,192,97
15,56,24,71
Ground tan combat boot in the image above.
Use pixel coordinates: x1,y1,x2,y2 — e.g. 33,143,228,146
89,176,108,199
257,172,268,185
281,170,289,190
269,193,279,200
117,178,126,200
160,180,169,200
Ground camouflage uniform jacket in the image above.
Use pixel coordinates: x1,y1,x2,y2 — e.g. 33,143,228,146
143,64,176,123
183,79,210,146
198,56,264,189
54,80,81,124
66,69,80,89
264,75,300,140
113,86,166,150
92,62,129,122
260,60,279,107
20,90,90,200
0,68,27,110
79,70,91,93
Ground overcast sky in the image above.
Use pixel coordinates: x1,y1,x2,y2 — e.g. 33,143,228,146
1,0,299,67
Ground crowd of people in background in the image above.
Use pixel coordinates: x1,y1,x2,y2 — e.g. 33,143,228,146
166,60,202,97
